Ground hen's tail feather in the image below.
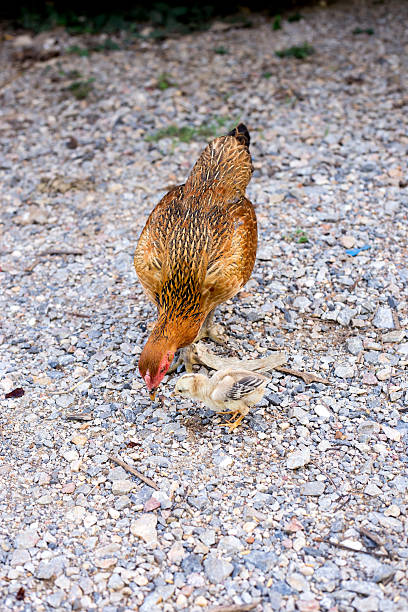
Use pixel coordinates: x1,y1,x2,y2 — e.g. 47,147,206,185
228,123,250,149
184,122,252,196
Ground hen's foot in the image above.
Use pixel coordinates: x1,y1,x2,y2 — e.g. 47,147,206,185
168,346,200,374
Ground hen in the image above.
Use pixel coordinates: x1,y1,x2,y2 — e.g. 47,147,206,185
134,123,257,398
174,369,269,431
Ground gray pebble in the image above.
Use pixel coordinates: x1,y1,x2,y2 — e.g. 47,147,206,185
373,307,395,330
302,481,326,496
204,554,234,583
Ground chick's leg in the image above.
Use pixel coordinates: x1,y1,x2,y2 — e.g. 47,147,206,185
197,310,227,345
228,413,246,432
223,404,250,432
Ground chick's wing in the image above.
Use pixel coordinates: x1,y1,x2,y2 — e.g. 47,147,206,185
226,374,267,400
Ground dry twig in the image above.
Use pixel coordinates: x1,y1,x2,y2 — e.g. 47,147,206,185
41,249,84,256
65,311,92,319
359,527,398,560
309,460,337,488
109,455,159,491
392,310,401,330
315,536,387,558
333,494,352,512
359,526,384,548
24,249,84,273
275,366,331,385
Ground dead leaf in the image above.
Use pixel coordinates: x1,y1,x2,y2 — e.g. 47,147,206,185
16,587,25,601
5,387,24,399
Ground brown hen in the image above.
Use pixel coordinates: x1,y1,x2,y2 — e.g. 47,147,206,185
134,123,257,397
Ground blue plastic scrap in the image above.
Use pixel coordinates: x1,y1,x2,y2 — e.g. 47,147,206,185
345,245,371,256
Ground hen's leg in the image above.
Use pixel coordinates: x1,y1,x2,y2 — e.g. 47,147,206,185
167,346,199,374
197,310,227,345
168,311,226,376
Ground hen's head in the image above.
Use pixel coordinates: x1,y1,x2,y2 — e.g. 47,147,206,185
139,337,175,400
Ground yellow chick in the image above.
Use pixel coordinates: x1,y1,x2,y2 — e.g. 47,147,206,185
173,368,269,431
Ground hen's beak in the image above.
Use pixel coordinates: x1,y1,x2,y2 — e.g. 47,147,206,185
149,389,157,402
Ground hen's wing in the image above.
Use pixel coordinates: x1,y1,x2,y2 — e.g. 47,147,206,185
201,195,257,310
134,185,184,304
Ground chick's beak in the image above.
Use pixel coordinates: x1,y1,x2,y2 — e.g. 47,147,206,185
149,389,157,402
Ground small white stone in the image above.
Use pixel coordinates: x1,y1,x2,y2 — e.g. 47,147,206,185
108,573,124,590
341,539,363,551
167,541,185,564
66,506,86,522
130,514,158,544
317,440,331,451
381,424,401,442
70,460,82,472
373,443,388,454
14,529,39,549
176,594,188,608
37,494,53,505
376,367,392,381
62,450,79,462
243,521,257,534
314,404,331,419
55,575,71,590
373,307,394,330
83,514,97,529
334,363,355,378
218,455,234,469
218,535,244,554
382,330,405,343
10,549,31,567
111,480,135,495
340,235,356,249
287,447,311,470
384,504,401,517
71,434,87,446
287,572,308,591
293,535,306,552
365,483,382,496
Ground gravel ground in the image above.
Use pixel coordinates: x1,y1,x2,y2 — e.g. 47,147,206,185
1,1,408,610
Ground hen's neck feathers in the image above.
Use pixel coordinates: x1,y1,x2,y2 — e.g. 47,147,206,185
151,313,203,348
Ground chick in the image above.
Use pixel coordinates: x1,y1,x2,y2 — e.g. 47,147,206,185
173,368,269,431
